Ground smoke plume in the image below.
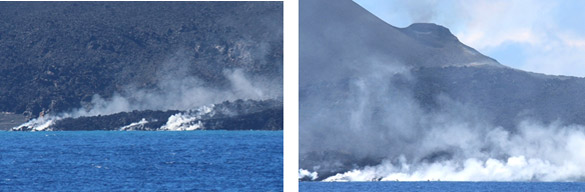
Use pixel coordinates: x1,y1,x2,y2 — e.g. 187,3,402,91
299,0,585,182
300,60,585,181
14,45,281,131
78,50,280,116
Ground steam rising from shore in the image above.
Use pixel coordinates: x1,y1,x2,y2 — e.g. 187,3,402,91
77,68,277,116
300,60,585,182
323,121,585,182
298,0,585,182
14,49,281,131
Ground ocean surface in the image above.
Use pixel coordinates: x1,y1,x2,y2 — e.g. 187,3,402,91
0,131,282,191
300,181,585,192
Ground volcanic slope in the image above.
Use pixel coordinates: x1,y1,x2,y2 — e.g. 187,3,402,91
0,2,282,118
0,2,283,131
300,0,585,180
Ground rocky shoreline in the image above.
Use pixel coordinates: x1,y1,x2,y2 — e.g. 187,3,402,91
11,99,282,131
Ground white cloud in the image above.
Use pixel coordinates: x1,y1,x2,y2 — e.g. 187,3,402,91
522,32,585,77
559,32,585,49
453,0,553,49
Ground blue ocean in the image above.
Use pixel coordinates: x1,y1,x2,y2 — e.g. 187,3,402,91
300,181,585,192
0,131,282,191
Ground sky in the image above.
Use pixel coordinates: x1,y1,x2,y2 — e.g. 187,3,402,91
354,0,585,77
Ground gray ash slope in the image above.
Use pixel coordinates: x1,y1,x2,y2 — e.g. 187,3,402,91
300,0,585,180
0,2,282,131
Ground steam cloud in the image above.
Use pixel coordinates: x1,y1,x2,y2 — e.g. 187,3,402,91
15,45,282,131
323,121,585,182
77,48,281,116
299,0,585,182
300,60,585,182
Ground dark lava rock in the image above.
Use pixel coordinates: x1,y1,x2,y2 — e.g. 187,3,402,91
13,99,282,131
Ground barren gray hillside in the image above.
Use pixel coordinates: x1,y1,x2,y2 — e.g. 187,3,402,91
300,0,501,87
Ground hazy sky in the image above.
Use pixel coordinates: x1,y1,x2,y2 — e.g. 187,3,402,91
354,0,585,77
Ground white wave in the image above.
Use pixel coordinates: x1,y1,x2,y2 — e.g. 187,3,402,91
323,121,585,182
299,169,319,181
119,118,149,131
159,104,215,131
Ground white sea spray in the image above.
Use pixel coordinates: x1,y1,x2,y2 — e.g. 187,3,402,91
159,105,215,131
119,118,149,131
299,169,319,181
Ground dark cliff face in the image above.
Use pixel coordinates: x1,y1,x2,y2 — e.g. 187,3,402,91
300,0,585,180
0,2,283,118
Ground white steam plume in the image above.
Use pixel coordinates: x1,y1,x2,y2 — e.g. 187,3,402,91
324,121,585,182
13,49,281,131
299,169,319,181
299,59,585,182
